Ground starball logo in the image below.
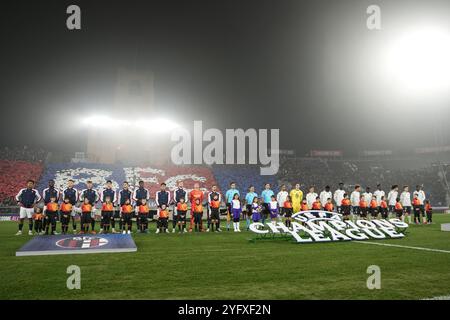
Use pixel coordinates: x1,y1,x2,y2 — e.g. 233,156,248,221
249,211,409,243
171,121,280,175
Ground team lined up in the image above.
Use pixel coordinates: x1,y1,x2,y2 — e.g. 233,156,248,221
14,179,433,236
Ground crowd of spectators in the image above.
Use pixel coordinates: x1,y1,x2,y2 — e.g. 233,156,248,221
0,146,47,162
278,157,450,206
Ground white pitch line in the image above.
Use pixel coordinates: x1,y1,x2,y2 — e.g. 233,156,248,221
422,295,450,300
354,241,450,254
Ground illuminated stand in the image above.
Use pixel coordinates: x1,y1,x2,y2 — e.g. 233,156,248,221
248,211,409,244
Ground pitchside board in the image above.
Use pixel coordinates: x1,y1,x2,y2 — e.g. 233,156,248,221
16,234,137,256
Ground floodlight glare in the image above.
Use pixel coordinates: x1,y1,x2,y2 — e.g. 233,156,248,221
82,115,179,133
383,26,450,95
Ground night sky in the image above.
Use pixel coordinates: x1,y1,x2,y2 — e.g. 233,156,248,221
1,0,450,155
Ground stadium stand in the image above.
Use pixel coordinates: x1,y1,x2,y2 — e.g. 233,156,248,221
212,165,278,196
0,160,44,205
1,151,448,207
0,146,47,162
278,157,450,206
37,163,218,203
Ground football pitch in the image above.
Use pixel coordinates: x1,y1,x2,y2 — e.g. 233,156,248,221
1,215,450,300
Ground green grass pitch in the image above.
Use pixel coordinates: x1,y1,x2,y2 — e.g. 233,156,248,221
1,215,450,299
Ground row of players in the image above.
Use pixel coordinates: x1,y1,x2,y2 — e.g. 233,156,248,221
14,179,433,235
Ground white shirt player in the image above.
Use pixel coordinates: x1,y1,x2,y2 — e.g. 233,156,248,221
400,191,411,207
334,189,345,206
373,189,385,206
387,190,398,206
306,192,318,209
350,190,360,207
413,190,426,205
362,192,372,204
276,191,288,208
320,190,332,207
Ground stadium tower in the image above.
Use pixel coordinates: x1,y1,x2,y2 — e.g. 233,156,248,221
86,68,169,165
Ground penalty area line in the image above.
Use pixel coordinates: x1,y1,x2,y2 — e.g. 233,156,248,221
354,241,450,254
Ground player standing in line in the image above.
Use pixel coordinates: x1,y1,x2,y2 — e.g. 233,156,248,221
155,182,171,233
269,195,279,224
136,198,150,233
189,183,205,232
320,186,332,211
395,197,404,219
60,197,73,234
192,198,204,232
373,184,385,218
121,198,133,234
400,185,412,224
283,195,293,227
261,183,274,225
341,194,351,221
425,200,433,224
79,181,100,233
62,179,79,234
118,181,133,232
209,193,221,232
176,197,188,233
225,182,240,231
173,181,187,233
380,196,388,219
413,185,426,223
359,195,368,220
133,180,150,232
32,207,44,235
312,196,322,211
300,199,309,212
412,194,422,224
324,198,334,213
207,185,221,232
244,186,258,230
100,196,114,233
289,183,303,214
276,184,288,223
305,186,318,210
369,195,379,220
333,183,345,214
80,198,92,233
231,193,242,232
100,180,118,233
350,185,361,221
387,185,399,219
251,197,262,223
42,179,61,233
156,204,170,234
15,180,41,235
362,187,372,207
44,196,59,235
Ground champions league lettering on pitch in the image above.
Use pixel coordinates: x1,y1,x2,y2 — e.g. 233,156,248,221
249,211,409,243
170,121,280,175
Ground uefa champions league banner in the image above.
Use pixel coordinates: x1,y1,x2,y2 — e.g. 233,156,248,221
249,211,409,243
